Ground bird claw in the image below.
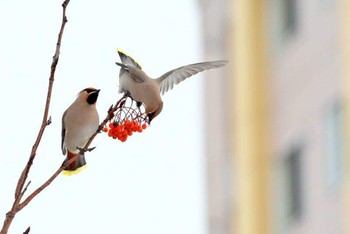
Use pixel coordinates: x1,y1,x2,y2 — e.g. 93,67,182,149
76,147,86,155
87,146,96,152
77,146,96,155
97,125,104,133
123,91,131,98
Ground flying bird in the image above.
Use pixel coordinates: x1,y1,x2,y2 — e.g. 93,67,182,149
61,87,100,175
115,50,228,122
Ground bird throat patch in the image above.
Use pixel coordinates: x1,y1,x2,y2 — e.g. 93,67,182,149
87,92,99,105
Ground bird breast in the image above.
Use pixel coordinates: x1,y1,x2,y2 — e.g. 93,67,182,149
64,106,99,153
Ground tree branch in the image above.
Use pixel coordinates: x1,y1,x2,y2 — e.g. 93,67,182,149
0,1,70,234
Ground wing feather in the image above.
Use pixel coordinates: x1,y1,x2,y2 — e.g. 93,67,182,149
61,110,67,155
157,60,228,95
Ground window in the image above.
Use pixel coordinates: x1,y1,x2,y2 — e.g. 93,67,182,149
282,0,297,36
271,0,298,49
285,146,303,220
276,143,304,232
324,100,344,189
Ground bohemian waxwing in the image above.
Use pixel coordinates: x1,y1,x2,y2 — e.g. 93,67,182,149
115,50,228,122
61,87,100,175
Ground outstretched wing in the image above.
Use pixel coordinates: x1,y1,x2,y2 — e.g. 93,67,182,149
156,60,228,95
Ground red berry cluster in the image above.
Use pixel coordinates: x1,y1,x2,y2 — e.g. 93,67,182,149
103,95,149,142
103,119,147,142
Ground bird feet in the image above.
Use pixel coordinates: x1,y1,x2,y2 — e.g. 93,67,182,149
97,125,104,133
77,146,96,155
122,90,131,98
136,101,142,108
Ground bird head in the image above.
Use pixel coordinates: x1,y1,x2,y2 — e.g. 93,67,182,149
79,87,100,105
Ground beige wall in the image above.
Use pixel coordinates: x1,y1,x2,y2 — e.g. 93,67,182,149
201,0,346,233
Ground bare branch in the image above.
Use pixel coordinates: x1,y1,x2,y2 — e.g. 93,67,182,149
21,181,31,198
0,1,70,234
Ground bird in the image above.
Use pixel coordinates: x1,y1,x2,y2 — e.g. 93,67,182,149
115,50,228,122
61,87,100,175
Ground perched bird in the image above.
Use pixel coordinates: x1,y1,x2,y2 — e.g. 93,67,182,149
115,50,228,122
61,87,100,175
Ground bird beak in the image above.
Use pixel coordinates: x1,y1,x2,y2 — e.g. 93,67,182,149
93,89,100,94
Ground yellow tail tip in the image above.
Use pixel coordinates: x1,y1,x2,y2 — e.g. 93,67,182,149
115,48,125,54
62,165,87,176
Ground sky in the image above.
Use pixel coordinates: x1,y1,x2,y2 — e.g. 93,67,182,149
0,0,211,233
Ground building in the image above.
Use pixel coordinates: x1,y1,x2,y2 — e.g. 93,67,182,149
200,0,350,233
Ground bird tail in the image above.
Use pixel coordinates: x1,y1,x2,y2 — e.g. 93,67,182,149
116,49,142,69
62,151,87,176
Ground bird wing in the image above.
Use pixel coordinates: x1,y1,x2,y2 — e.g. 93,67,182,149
156,60,228,95
61,110,67,155
115,62,145,83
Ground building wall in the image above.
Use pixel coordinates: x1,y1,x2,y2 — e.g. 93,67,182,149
200,0,347,233
268,1,344,233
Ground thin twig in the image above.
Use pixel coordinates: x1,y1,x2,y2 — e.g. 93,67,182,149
0,1,70,234
21,181,32,198
23,226,30,234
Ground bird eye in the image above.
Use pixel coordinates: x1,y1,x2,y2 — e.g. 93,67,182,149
83,88,96,93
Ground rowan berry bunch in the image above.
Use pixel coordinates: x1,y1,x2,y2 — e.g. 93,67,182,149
103,96,149,142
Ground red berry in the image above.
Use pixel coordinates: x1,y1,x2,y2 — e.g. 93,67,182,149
116,125,123,132
120,135,127,142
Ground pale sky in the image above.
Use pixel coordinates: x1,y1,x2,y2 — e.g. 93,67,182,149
0,0,209,233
